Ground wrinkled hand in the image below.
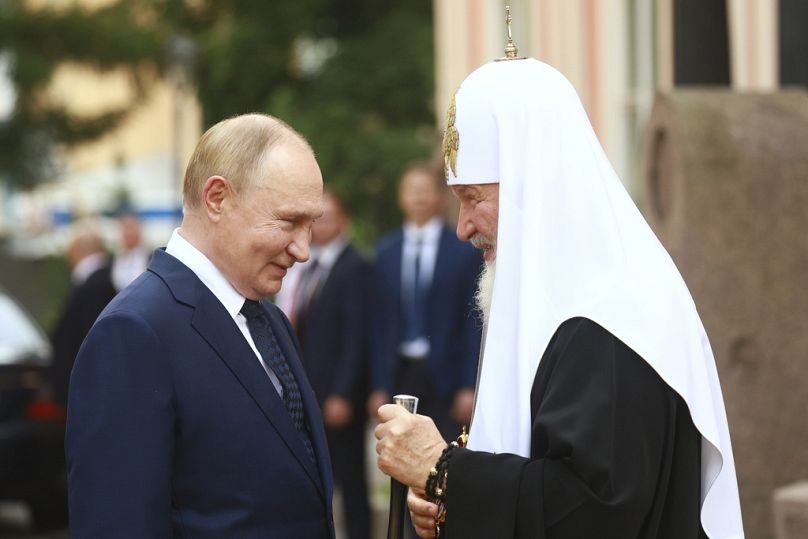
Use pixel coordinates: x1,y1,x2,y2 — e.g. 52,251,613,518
367,390,389,421
450,388,475,425
323,396,353,429
409,487,439,538
375,404,446,489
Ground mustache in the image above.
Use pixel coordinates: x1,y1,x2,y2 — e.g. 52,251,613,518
470,233,493,250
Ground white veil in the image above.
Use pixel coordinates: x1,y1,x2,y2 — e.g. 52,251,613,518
446,59,744,539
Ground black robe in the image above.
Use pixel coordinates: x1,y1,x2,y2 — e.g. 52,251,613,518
446,317,706,538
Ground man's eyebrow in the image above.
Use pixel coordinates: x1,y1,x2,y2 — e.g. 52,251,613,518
455,185,480,198
278,209,320,221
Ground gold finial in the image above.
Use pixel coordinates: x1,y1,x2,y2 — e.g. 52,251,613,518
495,5,526,61
458,425,469,447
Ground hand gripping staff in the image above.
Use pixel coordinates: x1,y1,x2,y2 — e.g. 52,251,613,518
386,394,419,539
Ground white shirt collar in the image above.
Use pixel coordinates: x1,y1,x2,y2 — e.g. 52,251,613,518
112,248,149,291
403,217,443,243
72,252,108,285
311,235,348,269
165,228,245,319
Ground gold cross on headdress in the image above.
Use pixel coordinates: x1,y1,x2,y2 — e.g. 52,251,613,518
506,6,514,41
496,5,526,61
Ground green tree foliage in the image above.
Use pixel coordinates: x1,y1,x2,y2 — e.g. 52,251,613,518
0,0,162,188
2,0,436,241
266,2,437,242
164,0,437,241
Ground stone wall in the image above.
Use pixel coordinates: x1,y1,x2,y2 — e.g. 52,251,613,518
773,482,808,539
642,89,808,539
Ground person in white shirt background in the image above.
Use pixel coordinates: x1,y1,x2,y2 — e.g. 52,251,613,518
111,213,150,292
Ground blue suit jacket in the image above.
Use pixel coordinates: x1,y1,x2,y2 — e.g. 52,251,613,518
66,249,335,539
296,244,370,408
371,225,482,398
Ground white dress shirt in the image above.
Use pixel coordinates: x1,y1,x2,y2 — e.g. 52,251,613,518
303,235,348,300
165,229,283,396
273,262,305,318
112,248,149,291
399,217,443,358
273,236,348,322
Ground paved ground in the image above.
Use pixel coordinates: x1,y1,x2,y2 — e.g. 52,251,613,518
1,494,386,538
0,428,391,538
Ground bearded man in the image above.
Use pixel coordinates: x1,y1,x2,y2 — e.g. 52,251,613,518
374,54,744,538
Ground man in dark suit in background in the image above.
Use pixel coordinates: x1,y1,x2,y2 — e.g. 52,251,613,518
51,228,117,406
368,162,482,440
66,114,335,538
292,190,371,539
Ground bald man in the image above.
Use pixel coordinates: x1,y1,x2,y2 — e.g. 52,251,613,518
51,229,117,405
67,114,335,538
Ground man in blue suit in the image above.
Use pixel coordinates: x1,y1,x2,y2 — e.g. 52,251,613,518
292,190,371,539
66,114,335,538
368,162,482,440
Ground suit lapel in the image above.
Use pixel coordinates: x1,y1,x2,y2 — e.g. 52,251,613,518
430,227,452,300
187,281,325,497
151,249,329,500
309,245,349,306
265,304,334,501
391,232,404,318
317,246,353,300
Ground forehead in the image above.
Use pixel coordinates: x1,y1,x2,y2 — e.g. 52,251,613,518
253,143,323,217
400,169,440,192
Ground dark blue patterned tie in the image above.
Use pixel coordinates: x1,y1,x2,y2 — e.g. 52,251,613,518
405,236,427,342
241,299,315,462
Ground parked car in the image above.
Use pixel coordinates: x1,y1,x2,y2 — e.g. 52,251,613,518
0,287,67,530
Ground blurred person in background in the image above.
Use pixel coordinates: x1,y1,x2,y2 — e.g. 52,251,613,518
66,114,335,538
292,189,371,539
111,212,149,292
368,163,482,440
51,226,117,406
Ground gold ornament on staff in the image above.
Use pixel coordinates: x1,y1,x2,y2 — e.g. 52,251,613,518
495,5,526,61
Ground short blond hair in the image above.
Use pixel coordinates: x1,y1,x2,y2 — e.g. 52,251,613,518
182,113,310,210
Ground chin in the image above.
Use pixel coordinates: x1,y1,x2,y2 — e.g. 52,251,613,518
263,280,283,297
242,280,281,300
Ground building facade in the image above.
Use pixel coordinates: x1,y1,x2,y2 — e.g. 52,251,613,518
433,0,798,194
2,0,201,256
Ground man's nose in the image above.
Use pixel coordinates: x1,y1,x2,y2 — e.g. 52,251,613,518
288,230,311,262
456,210,475,242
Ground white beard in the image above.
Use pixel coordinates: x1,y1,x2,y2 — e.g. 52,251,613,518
475,259,496,325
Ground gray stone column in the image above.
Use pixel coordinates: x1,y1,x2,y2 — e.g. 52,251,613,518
642,90,808,539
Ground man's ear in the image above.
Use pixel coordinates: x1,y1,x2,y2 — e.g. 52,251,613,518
201,176,232,223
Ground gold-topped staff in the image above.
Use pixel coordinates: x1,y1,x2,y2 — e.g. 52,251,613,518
495,5,527,61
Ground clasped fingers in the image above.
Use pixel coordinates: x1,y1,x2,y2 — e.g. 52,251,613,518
409,488,439,538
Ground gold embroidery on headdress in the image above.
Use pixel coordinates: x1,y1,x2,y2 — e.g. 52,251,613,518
443,92,459,179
